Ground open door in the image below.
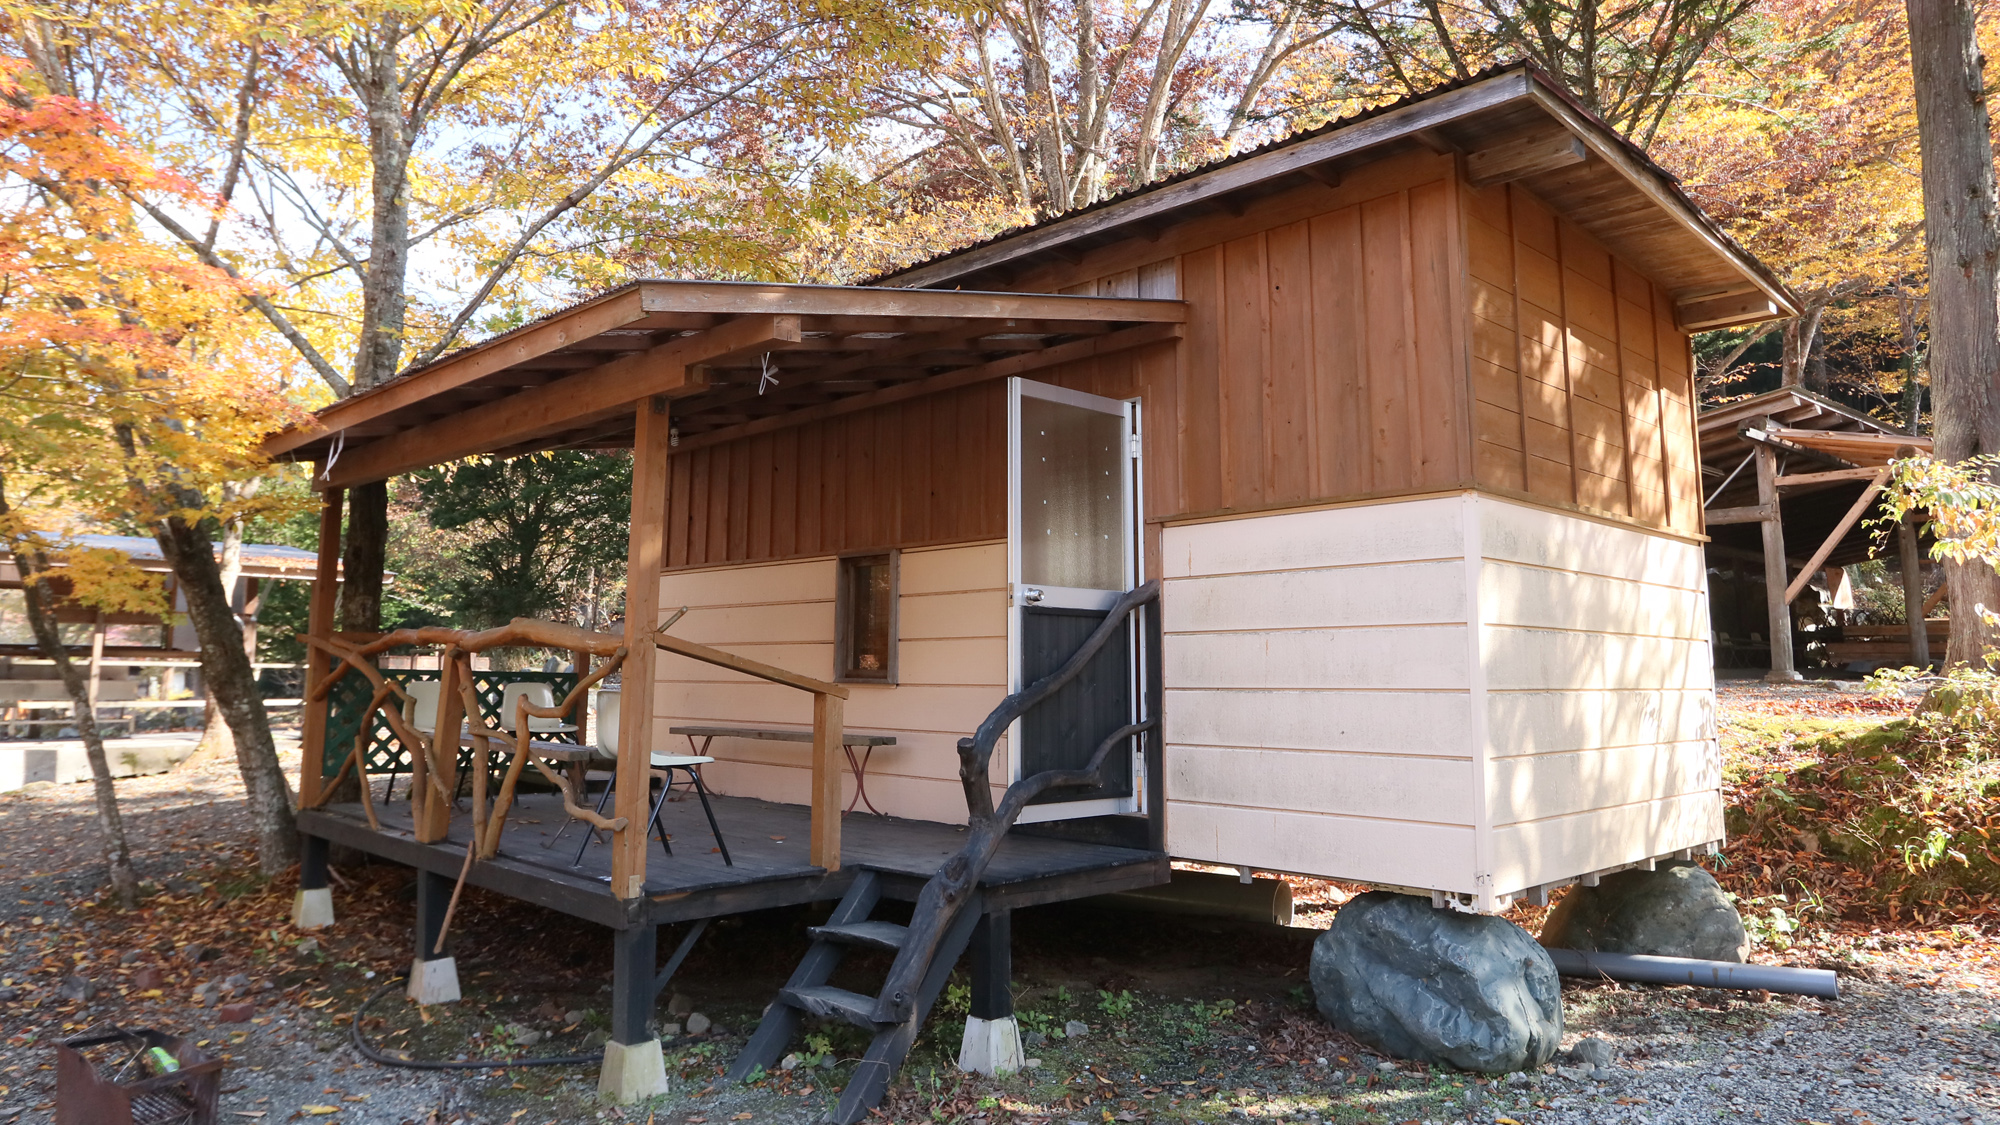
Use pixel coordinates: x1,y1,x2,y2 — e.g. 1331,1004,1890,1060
1007,377,1143,822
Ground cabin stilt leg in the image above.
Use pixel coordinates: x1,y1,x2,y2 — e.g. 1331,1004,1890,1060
958,908,1022,1075
291,834,334,930
407,869,461,1004
601,922,668,1101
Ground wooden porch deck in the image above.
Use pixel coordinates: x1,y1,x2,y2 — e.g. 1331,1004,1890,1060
298,790,1168,929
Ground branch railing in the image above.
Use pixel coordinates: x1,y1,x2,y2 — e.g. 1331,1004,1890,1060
297,615,851,928
872,579,1162,1024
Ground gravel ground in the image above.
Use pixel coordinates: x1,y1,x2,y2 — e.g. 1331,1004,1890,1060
2,696,1998,1125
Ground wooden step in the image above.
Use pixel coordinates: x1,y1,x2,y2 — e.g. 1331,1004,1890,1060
780,985,885,1028
808,920,910,951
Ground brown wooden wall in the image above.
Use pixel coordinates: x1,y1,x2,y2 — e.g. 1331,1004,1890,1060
1464,182,1702,537
658,148,1700,570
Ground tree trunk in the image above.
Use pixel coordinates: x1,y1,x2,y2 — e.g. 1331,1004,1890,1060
1907,0,2000,665
195,513,246,762
0,475,139,908
339,480,388,633
154,515,298,873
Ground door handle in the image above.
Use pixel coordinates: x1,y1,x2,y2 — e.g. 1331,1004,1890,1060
1020,587,1045,605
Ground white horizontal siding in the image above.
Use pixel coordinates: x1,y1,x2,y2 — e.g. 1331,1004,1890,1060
1479,498,1706,590
1484,688,1714,757
1161,496,1465,578
650,542,1007,825
1166,802,1477,892
1161,497,1479,893
1167,689,1472,758
1487,790,1725,893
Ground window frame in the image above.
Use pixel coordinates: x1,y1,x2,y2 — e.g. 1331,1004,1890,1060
834,549,900,685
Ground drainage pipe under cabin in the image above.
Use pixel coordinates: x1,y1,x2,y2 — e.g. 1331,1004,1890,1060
1546,949,1840,1000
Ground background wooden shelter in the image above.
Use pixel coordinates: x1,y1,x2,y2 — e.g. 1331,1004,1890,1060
1699,388,1932,677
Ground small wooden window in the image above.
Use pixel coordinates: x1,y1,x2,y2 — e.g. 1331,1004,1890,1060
836,551,898,683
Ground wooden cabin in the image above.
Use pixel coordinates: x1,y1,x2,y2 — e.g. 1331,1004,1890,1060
263,63,1795,1114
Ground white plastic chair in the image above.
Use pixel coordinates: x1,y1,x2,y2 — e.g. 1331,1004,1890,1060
574,689,731,866
496,681,576,735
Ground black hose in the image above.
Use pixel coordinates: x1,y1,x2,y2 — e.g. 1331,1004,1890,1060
348,977,603,1069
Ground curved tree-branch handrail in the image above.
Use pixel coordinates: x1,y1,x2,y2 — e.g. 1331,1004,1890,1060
875,583,1162,1024
953,580,1160,820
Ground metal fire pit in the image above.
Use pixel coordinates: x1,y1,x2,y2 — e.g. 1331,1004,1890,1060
58,1027,223,1125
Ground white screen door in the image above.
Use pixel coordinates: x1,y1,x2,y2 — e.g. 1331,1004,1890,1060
1007,377,1143,822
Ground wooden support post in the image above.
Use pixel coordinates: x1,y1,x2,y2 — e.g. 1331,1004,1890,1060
1754,445,1801,681
299,834,329,892
615,397,671,900
610,923,658,1046
1900,514,1932,668
572,649,590,746
419,656,465,843
969,909,1012,1021
298,486,344,808
407,868,461,1003
601,921,669,1101
811,691,844,871
291,833,334,930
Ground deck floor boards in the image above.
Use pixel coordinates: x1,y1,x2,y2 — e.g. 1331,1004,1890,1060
302,789,1165,927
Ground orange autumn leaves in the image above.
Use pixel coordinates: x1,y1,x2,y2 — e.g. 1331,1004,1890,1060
0,59,304,542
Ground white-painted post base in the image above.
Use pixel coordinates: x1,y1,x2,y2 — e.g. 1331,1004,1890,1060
406,956,461,1005
598,1038,669,1102
957,1015,1024,1076
1763,669,1804,683
291,887,334,930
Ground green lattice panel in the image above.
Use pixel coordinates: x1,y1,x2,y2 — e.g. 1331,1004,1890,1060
321,668,581,781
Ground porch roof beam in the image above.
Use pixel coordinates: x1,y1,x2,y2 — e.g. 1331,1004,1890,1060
321,314,805,488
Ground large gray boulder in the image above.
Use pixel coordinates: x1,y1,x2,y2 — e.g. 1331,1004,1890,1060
1540,861,1748,963
1311,892,1562,1073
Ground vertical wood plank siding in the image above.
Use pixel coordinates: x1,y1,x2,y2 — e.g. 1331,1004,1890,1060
1463,181,1701,538
658,150,1699,570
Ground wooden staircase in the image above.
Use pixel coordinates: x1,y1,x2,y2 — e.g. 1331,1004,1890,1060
726,580,1163,1124
729,870,985,1122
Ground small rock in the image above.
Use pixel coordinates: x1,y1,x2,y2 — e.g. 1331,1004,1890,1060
1023,1029,1047,1048
58,975,94,1003
517,1029,544,1046
583,1029,610,1049
1023,1057,1042,1069
565,1009,588,1025
164,877,200,895
223,973,252,995
1555,1064,1589,1081
1064,1020,1090,1039
217,1001,255,1023
685,1012,712,1035
179,943,207,964
132,967,163,991
818,1053,835,1069
780,1053,801,1071
0,987,20,1002
659,1022,682,1037
1568,1037,1615,1068
295,938,319,957
1376,1061,1396,1073
120,950,141,965
1590,1066,1614,1081
667,992,695,1016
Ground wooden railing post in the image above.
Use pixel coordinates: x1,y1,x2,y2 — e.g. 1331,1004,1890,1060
615,396,672,900
811,692,844,871
418,653,464,843
297,483,344,808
